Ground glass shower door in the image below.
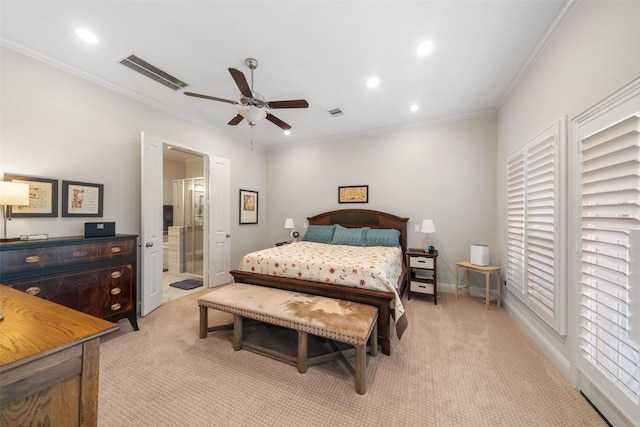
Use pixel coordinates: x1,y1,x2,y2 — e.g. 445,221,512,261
172,178,204,276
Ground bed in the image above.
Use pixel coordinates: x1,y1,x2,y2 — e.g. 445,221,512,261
230,209,409,356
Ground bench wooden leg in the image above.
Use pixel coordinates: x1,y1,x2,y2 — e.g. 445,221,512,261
370,320,378,357
297,330,308,373
199,306,208,338
354,344,366,395
232,315,243,351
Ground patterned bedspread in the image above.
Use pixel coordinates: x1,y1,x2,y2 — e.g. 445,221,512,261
238,241,406,333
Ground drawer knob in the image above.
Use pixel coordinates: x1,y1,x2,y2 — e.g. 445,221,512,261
111,246,122,253
24,256,41,263
111,271,122,279
111,287,122,295
111,303,122,311
25,286,41,296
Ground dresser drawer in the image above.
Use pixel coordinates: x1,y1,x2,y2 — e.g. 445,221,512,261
0,247,56,274
0,239,135,275
409,256,434,269
7,263,134,319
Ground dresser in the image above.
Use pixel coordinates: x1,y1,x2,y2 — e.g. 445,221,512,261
1,284,118,426
0,234,139,330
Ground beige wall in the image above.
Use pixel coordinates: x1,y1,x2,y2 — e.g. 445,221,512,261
0,47,267,269
496,2,640,424
266,113,497,288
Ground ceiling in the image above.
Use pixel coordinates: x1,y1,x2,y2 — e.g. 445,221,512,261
0,1,569,149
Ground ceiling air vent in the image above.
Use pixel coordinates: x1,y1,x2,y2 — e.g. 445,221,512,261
120,54,188,91
328,108,344,117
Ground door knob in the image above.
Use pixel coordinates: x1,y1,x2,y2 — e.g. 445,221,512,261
145,242,153,247
226,234,231,238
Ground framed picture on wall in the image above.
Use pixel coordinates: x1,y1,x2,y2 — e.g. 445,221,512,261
239,189,258,224
62,180,104,217
338,185,368,203
4,174,58,217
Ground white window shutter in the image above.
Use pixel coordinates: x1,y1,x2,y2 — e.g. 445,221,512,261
506,118,565,334
579,113,640,402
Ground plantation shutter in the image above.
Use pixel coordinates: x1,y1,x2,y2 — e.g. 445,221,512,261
506,119,565,334
579,113,640,403
525,135,556,317
507,152,526,295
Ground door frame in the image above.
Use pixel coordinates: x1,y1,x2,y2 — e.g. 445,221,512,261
141,133,231,315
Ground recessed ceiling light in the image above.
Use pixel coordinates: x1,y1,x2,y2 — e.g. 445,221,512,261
75,28,99,44
366,76,380,88
416,40,433,56
410,104,419,112
284,130,291,136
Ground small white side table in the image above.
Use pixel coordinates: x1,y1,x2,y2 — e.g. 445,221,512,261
455,261,501,309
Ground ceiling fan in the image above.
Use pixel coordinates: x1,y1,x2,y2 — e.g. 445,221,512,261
184,58,309,131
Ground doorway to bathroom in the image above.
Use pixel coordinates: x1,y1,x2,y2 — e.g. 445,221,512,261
162,145,206,302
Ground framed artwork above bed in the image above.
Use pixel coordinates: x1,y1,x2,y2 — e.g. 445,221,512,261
338,185,368,203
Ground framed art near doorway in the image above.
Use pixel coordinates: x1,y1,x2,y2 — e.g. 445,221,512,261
62,180,104,217
239,189,258,224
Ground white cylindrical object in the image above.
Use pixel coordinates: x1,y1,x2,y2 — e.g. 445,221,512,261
470,244,489,266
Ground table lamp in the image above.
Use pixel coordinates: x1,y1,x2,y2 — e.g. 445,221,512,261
284,217,295,242
0,181,30,242
421,219,436,253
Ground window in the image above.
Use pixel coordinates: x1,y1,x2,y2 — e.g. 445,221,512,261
573,78,640,421
578,113,640,403
506,118,566,335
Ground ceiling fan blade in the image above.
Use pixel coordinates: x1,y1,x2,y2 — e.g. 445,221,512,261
228,68,252,98
228,114,243,126
268,100,309,109
184,92,238,105
266,113,291,130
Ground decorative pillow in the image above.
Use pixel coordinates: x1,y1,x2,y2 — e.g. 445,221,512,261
330,225,369,246
365,228,400,247
301,225,336,243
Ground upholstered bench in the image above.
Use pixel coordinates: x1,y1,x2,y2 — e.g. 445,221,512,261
198,282,378,394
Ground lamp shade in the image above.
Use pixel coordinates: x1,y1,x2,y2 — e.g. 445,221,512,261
238,105,267,126
0,181,29,206
421,219,435,233
284,218,295,229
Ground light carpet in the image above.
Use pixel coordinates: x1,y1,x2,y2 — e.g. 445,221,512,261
98,289,606,426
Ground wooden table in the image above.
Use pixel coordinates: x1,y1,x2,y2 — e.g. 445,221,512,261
455,262,501,309
0,284,119,426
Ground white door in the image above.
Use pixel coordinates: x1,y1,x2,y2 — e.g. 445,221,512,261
210,156,231,285
140,132,163,315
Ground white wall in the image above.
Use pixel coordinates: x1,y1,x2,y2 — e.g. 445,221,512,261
0,47,268,269
496,1,640,423
163,158,186,205
266,114,497,288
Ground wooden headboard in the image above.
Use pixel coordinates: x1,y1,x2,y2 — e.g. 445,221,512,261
307,209,409,254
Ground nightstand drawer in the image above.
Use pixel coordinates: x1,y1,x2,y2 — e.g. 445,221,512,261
410,281,434,295
410,256,434,269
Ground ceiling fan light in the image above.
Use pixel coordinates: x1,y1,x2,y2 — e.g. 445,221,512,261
238,105,266,126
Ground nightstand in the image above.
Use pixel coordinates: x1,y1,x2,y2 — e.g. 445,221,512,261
406,248,438,304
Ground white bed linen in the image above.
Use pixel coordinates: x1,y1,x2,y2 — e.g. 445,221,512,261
238,241,405,322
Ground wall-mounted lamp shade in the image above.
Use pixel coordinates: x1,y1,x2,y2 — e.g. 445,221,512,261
421,219,436,233
284,218,295,229
0,181,30,206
